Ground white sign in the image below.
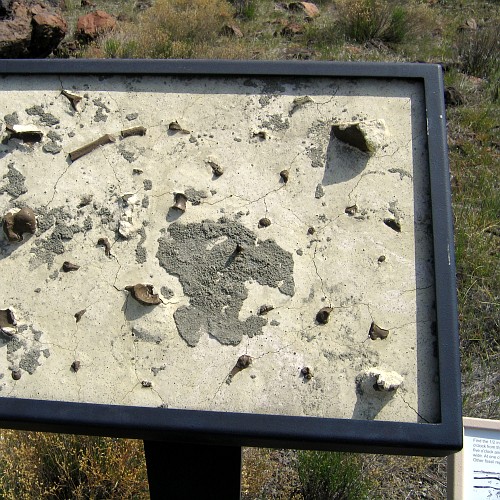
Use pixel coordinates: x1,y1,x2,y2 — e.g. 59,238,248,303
448,417,500,499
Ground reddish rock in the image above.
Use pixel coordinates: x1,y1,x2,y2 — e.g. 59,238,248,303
0,3,31,57
280,22,304,37
288,1,319,18
76,10,116,43
0,0,67,58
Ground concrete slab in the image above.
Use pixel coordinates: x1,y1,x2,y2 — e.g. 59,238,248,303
0,74,439,423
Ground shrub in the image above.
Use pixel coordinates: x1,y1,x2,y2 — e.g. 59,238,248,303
335,0,420,44
0,431,149,499
140,0,234,45
93,0,235,59
297,450,373,500
456,24,499,79
229,0,259,20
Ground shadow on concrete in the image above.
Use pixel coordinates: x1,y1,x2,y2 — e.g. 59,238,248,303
166,207,184,223
322,131,370,186
352,373,398,420
122,295,158,321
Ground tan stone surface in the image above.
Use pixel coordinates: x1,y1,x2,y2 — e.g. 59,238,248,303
0,74,440,424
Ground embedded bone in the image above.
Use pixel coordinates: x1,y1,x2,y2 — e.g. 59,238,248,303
6,124,43,142
97,237,111,257
61,90,83,110
75,309,86,323
168,121,189,134
62,261,80,272
316,307,332,324
172,193,188,212
3,207,37,242
369,322,389,340
121,126,147,138
227,354,253,384
125,284,161,306
331,119,388,154
258,217,271,228
69,134,116,161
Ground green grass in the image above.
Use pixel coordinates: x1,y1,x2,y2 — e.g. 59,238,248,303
297,451,374,500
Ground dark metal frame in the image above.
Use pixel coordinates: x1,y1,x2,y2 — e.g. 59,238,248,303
0,60,461,458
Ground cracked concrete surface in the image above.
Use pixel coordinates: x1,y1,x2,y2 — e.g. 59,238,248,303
0,75,439,423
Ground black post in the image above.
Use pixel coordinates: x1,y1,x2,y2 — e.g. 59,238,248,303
144,441,242,499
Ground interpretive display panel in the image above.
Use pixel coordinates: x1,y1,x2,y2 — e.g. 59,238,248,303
0,61,461,455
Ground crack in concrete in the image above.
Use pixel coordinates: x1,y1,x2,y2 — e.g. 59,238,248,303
400,393,430,423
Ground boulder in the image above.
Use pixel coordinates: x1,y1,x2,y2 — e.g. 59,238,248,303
0,0,12,17
31,11,67,57
0,0,67,58
288,2,319,18
220,24,243,38
280,22,304,37
0,3,31,57
75,10,116,43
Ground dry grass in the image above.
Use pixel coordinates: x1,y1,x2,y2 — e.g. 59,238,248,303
83,0,236,58
0,431,149,499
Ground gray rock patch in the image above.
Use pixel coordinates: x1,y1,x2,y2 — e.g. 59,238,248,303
156,219,294,346
315,184,325,199
19,348,41,374
1,163,27,198
132,326,162,344
25,105,59,126
160,286,174,300
4,112,19,126
261,114,289,132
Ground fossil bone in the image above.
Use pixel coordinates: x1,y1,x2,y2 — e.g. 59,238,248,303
369,322,390,340
207,160,224,177
6,124,43,142
71,360,81,372
345,205,358,216
258,217,271,228
301,366,313,380
61,90,83,111
0,308,17,336
69,134,116,161
62,261,80,272
290,95,314,115
121,126,147,138
125,284,161,306
279,169,289,183
3,207,37,242
258,304,274,315
384,218,401,232
97,237,111,257
316,307,332,324
172,193,188,212
168,121,190,134
253,130,267,140
75,309,86,323
227,354,253,384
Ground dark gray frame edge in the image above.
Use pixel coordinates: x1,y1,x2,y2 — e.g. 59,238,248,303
0,59,462,456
